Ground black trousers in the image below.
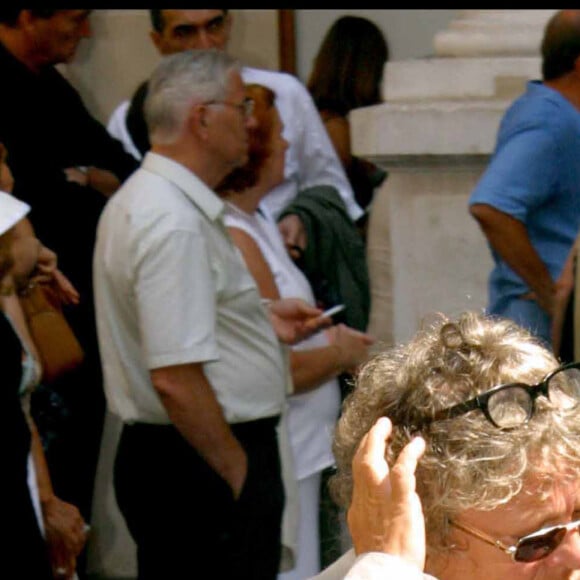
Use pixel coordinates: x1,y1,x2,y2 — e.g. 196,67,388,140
114,417,284,580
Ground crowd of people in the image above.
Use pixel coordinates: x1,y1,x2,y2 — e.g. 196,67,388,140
4,7,580,580
1,8,374,579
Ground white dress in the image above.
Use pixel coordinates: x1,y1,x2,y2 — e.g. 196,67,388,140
224,201,341,579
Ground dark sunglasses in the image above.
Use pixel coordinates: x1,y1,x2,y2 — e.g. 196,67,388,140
452,518,580,563
428,361,580,429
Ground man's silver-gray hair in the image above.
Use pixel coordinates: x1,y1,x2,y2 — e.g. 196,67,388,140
144,48,240,145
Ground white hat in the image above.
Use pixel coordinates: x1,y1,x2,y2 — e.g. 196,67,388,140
0,190,30,236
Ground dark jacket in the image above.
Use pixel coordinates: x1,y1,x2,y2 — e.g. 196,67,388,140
279,185,370,332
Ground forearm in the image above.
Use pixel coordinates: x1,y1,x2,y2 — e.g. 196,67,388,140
86,167,121,197
471,205,554,310
29,420,55,503
152,364,247,495
290,346,344,393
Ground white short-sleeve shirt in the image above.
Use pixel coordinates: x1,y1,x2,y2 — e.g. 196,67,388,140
93,152,286,424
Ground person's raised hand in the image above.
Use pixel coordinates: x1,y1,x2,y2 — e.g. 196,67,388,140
347,417,426,571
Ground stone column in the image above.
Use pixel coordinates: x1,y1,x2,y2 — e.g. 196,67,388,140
353,10,557,345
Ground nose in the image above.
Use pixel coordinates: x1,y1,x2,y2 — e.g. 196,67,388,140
196,30,217,49
543,528,580,570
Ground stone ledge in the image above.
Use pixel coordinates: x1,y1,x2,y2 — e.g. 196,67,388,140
350,100,512,157
384,56,540,102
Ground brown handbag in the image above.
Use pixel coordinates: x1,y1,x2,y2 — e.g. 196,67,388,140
18,281,84,384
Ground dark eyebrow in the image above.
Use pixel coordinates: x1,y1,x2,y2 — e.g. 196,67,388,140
172,16,224,36
172,24,197,35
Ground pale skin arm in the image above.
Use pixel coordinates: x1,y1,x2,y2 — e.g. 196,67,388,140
151,363,247,498
470,203,555,315
30,421,87,580
64,166,121,198
228,227,328,344
347,417,426,569
227,226,373,392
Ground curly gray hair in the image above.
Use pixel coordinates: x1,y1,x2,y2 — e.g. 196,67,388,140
331,311,580,554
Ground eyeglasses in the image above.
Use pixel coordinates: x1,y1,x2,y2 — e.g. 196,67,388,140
428,361,580,429
203,97,254,119
452,518,580,563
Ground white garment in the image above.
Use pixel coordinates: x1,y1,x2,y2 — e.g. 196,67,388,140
224,201,340,479
240,67,362,221
94,152,287,424
107,66,363,222
278,472,322,580
312,549,436,580
224,202,341,578
107,101,142,161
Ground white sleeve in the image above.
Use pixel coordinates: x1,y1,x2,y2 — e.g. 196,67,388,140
241,68,363,221
107,101,143,162
284,76,363,221
345,553,430,580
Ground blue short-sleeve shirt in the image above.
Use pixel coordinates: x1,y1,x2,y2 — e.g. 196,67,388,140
469,81,580,309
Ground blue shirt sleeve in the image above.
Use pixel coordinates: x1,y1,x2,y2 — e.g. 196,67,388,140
469,124,559,223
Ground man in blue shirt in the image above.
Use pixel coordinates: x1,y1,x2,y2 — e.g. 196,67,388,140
469,9,580,346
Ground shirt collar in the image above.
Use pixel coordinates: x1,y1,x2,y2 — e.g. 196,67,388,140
141,151,224,221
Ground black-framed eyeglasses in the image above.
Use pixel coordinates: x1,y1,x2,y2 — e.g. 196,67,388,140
428,361,580,429
452,518,580,563
203,97,254,119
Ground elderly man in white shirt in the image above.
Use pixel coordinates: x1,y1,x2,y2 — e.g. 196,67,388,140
106,9,363,255
94,49,324,580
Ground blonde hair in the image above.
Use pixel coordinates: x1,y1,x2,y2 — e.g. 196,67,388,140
331,311,580,554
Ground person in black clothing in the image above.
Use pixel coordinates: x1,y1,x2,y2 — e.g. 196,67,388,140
0,10,139,559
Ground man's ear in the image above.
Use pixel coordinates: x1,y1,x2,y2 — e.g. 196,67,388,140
190,104,209,137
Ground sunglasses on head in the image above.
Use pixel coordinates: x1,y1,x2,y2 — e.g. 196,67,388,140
427,361,580,429
452,518,580,563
